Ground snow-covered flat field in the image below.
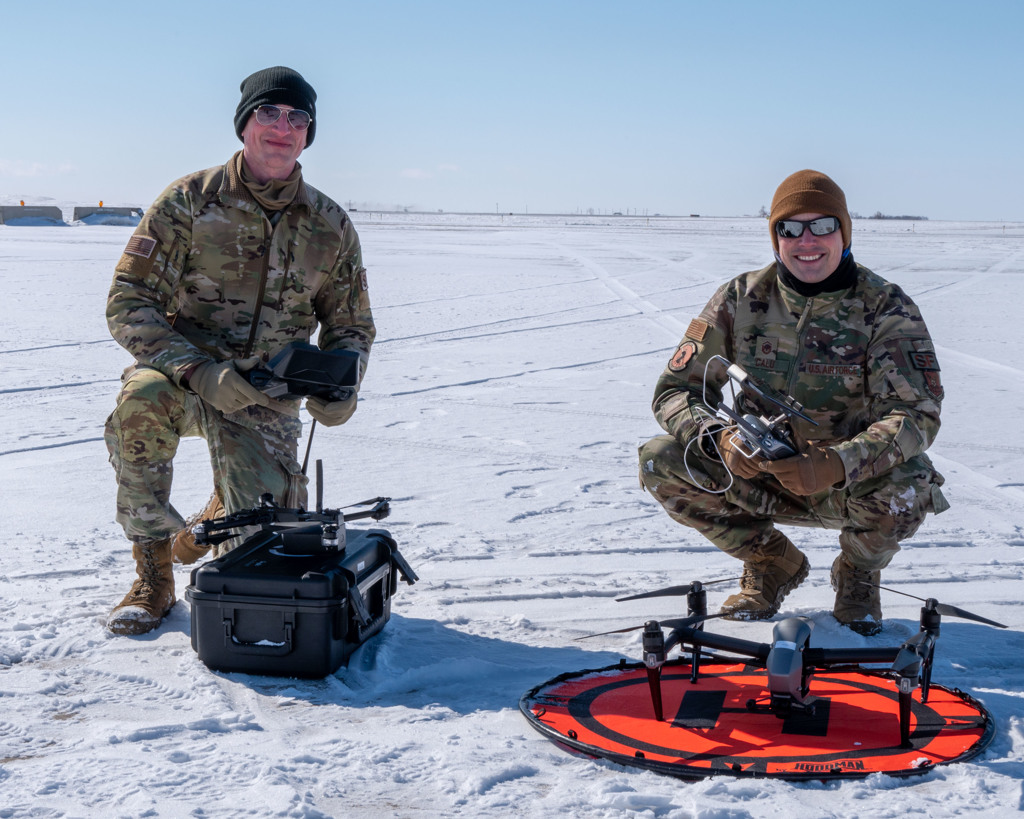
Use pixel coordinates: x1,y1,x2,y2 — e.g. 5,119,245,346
1,213,1022,817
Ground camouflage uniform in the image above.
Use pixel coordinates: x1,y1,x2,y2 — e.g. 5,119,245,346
639,259,948,572
105,151,375,548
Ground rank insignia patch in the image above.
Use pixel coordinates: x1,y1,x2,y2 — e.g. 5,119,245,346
124,235,157,259
669,341,698,372
924,370,944,401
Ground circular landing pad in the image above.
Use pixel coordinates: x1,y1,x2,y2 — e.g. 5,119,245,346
521,661,994,780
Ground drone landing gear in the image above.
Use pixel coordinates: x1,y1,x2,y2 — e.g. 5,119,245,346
641,582,711,721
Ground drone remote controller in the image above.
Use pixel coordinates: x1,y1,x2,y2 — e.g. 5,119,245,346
730,412,797,460
710,360,814,461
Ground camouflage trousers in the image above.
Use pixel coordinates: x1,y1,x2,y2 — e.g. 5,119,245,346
638,434,948,571
104,365,307,547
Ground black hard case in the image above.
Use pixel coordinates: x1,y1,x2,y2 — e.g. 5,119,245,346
185,526,398,678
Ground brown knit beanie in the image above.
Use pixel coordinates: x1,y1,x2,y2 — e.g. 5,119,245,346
234,66,317,147
769,169,851,252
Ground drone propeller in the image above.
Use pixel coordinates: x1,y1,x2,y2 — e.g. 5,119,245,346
616,576,743,603
879,586,1007,629
575,612,728,641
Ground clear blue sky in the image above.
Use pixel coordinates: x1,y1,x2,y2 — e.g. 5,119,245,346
2,0,1022,220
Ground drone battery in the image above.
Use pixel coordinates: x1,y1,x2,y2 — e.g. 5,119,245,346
185,527,398,678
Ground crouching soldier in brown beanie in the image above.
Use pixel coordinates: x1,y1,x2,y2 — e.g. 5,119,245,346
103,66,375,635
639,169,948,636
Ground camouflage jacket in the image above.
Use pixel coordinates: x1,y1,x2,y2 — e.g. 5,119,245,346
652,260,943,487
107,152,375,388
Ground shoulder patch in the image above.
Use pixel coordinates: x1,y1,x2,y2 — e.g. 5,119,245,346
685,318,709,342
669,341,698,372
124,235,157,259
910,351,940,371
923,370,944,401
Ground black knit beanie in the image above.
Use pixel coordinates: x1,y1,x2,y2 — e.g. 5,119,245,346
234,66,317,147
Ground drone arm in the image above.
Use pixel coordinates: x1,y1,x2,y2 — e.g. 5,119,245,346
192,506,276,544
341,497,392,522
671,625,769,661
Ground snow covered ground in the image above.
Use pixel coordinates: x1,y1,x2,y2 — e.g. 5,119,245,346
1,212,1022,817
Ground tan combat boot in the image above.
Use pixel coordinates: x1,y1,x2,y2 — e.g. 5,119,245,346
107,538,176,635
831,554,883,636
720,532,810,620
171,492,224,565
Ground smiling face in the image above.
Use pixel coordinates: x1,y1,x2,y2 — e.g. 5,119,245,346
776,211,845,284
240,104,307,183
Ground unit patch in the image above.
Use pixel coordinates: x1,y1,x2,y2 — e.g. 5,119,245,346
669,341,698,372
685,319,709,342
909,347,942,400
124,235,157,259
910,351,940,371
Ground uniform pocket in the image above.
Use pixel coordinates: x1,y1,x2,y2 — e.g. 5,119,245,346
274,450,309,508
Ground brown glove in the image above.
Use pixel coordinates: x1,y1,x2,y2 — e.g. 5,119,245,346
717,429,764,480
762,446,845,496
306,393,358,427
188,359,271,415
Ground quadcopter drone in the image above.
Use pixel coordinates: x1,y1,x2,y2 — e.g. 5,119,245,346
190,459,415,586
591,578,1006,750
520,581,1007,780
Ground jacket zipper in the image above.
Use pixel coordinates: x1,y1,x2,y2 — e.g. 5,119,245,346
786,297,815,399
243,216,272,358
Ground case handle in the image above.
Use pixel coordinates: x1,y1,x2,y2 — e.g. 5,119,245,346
222,612,295,656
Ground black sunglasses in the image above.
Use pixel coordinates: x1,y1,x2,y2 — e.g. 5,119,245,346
775,217,840,239
253,104,312,131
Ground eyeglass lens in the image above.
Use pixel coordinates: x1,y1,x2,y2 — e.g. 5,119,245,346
254,105,311,130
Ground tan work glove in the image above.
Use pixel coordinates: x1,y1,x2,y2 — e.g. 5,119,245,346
762,446,845,496
188,359,271,415
306,393,357,427
717,429,763,480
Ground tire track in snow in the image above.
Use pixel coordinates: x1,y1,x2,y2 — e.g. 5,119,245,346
0,379,117,395
0,338,115,356
381,395,648,423
0,437,105,458
890,248,1023,304
376,298,637,347
341,432,631,468
551,242,689,341
383,346,669,397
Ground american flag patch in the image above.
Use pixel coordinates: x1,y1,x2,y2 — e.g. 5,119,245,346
685,318,709,341
124,235,157,259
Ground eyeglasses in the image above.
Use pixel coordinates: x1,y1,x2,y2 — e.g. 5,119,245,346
775,217,840,239
253,105,312,131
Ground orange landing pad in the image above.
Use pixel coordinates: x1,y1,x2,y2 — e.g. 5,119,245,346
520,661,994,780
